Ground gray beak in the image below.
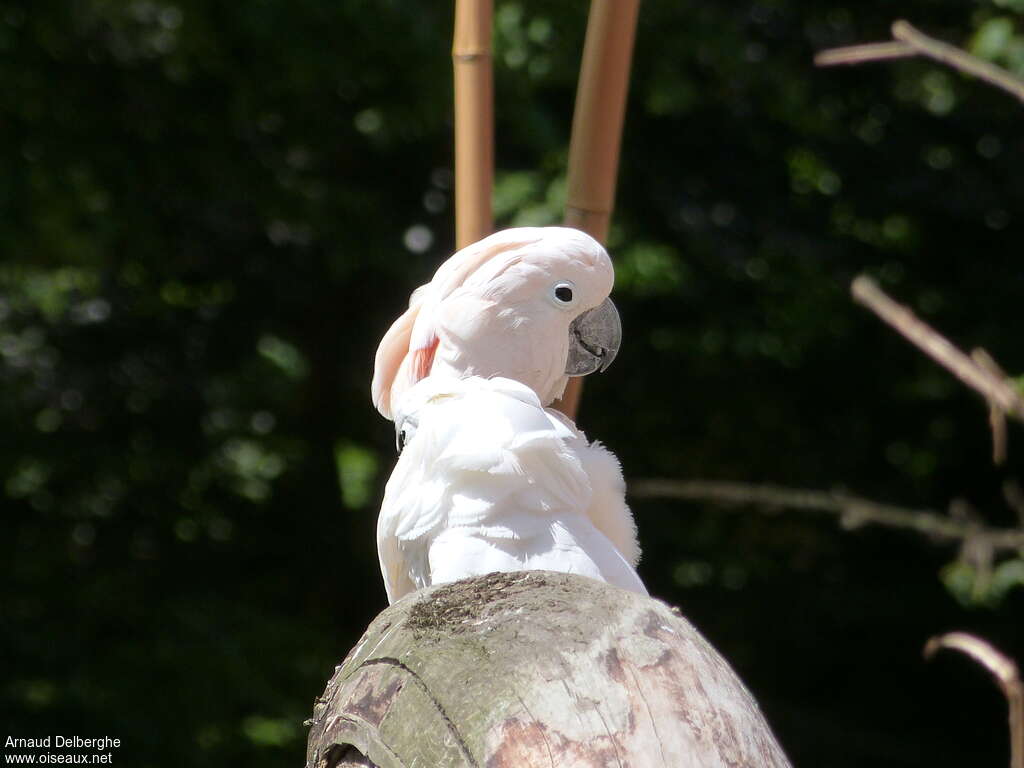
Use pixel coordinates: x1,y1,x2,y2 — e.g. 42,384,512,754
565,297,621,377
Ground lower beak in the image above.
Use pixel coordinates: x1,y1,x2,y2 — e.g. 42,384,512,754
565,298,622,377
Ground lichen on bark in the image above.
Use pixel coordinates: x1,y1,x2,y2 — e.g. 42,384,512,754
306,571,792,768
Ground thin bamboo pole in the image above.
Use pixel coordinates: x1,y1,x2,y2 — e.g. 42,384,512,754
555,0,641,420
452,0,494,249
562,0,640,243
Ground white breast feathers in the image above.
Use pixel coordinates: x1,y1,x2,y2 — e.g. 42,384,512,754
377,375,645,604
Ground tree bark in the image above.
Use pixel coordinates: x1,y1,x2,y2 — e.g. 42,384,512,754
305,571,792,767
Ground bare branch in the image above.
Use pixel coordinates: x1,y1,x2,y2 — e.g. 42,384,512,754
815,20,1024,105
815,41,915,67
973,348,1010,465
892,21,1024,106
852,276,1024,424
924,632,1023,768
630,478,1024,552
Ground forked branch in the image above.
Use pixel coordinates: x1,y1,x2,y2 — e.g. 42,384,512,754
852,276,1024,425
816,20,1024,105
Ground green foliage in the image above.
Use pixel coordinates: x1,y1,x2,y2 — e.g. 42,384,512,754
241,715,300,748
257,335,309,380
614,242,690,296
970,6,1024,74
334,442,379,510
942,557,1024,607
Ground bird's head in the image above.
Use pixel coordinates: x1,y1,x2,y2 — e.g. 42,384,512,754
465,227,621,376
372,227,622,419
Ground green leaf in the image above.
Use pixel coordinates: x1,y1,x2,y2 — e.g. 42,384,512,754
941,557,1024,607
492,171,539,219
241,715,297,747
970,17,1016,60
989,558,1024,602
257,335,309,380
335,442,379,510
940,560,983,607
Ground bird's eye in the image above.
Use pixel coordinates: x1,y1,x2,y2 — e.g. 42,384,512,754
551,281,576,306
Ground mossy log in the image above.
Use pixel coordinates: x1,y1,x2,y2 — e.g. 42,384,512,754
305,571,792,767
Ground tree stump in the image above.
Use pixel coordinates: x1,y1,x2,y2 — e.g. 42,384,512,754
305,571,792,767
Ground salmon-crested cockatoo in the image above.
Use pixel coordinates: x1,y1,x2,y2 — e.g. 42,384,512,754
371,227,622,420
378,375,645,604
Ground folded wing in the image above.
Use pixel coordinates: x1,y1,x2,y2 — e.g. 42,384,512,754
378,377,646,603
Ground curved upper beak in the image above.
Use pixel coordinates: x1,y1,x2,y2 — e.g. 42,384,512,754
565,297,621,377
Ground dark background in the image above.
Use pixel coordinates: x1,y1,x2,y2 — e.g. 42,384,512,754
2,1,1023,765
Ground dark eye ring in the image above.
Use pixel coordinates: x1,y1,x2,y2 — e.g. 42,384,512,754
554,285,574,303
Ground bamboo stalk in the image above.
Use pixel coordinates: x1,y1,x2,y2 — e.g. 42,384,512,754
563,0,640,243
554,0,641,420
452,0,494,249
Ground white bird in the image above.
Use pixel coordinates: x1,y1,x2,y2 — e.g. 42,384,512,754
371,227,622,420
378,375,646,604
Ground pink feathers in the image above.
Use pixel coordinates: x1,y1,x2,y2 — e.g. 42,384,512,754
370,303,418,420
370,227,614,419
371,230,542,418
